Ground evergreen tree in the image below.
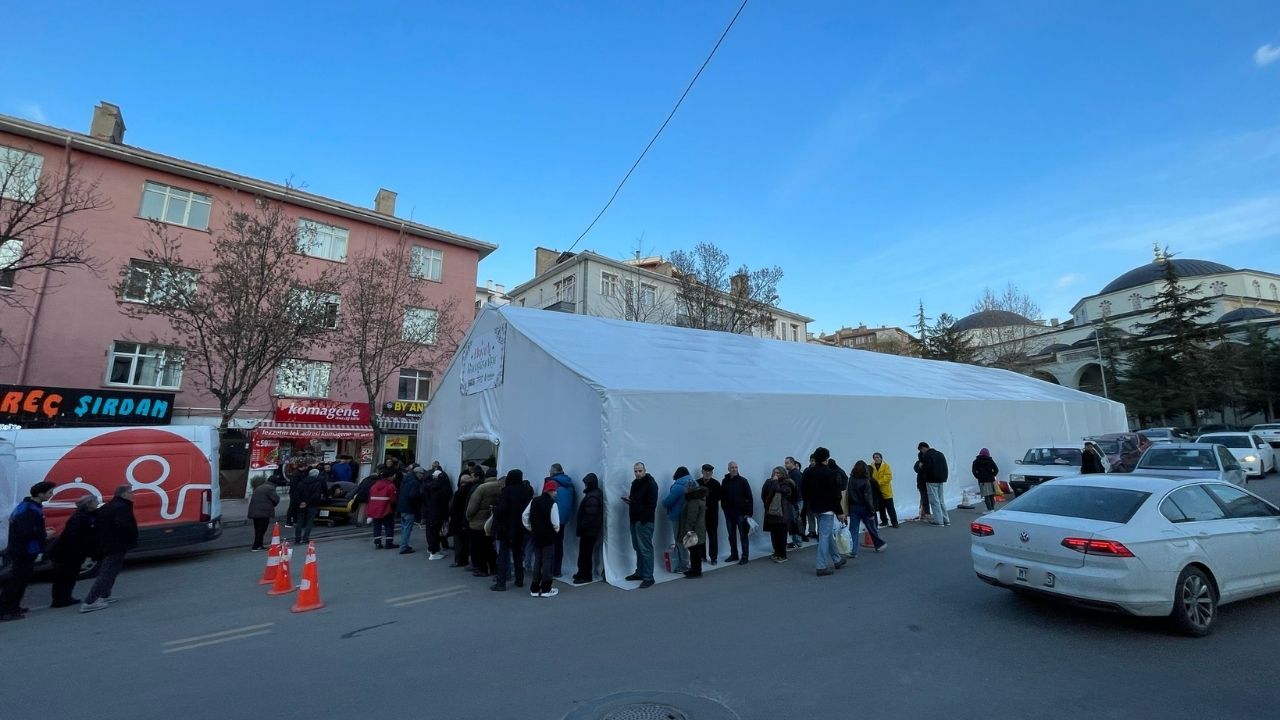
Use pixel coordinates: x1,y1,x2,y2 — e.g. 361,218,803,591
926,313,976,363
911,300,931,357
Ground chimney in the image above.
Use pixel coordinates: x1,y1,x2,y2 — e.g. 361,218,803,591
485,279,493,291
89,101,126,144
374,188,397,215
495,283,505,294
535,247,561,277
1050,317,1060,327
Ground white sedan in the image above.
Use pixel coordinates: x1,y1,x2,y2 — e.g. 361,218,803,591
971,475,1280,636
1195,432,1276,479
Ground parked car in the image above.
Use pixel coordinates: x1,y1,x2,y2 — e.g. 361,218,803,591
1008,446,1086,496
1194,424,1236,435
1194,432,1276,479
1134,443,1247,486
971,474,1280,636
1251,423,1280,449
1139,427,1192,445
1085,432,1150,472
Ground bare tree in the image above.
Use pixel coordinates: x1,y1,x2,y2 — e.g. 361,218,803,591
969,282,1044,371
114,194,343,428
597,239,676,324
0,143,109,311
329,242,467,443
668,241,783,335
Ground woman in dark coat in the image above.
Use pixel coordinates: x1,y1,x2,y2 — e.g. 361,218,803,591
761,466,796,562
572,473,604,584
971,448,1000,512
50,496,99,608
247,477,280,550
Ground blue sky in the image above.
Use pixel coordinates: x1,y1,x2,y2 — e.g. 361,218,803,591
4,1,1280,334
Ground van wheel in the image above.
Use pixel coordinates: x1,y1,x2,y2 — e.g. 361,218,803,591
1170,566,1216,637
77,557,101,581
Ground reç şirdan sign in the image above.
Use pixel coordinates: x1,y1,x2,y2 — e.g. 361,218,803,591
0,384,175,427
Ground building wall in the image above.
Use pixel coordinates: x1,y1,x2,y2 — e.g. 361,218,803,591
1071,271,1280,325
0,129,480,423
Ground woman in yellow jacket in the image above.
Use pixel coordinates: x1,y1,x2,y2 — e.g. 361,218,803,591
870,452,898,528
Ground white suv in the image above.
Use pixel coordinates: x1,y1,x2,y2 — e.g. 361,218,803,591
1008,445,1086,496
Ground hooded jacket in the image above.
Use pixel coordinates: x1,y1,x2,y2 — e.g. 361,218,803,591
801,463,841,516
971,455,999,484
679,483,708,545
921,448,949,483
50,506,98,563
721,472,754,518
494,470,534,542
396,473,423,515
871,461,894,500
96,496,139,556
298,472,329,505
467,476,505,532
628,473,658,524
422,471,454,523
576,473,604,538
662,474,698,523
550,471,575,527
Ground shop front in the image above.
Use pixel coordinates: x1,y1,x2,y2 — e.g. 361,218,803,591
378,399,424,466
247,400,374,494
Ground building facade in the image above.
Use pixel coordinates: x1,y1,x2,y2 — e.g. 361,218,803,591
816,325,915,354
506,247,812,342
0,103,495,472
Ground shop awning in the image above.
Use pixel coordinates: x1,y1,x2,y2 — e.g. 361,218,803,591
253,423,374,441
376,415,419,432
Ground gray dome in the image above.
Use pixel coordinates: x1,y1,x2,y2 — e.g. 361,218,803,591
1218,307,1276,323
953,309,1033,332
1100,259,1233,295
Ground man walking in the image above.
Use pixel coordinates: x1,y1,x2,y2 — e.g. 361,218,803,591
80,485,138,613
523,479,561,598
801,448,845,577
721,461,753,565
918,442,950,526
1,481,56,621
50,496,99,608
698,464,722,565
548,463,575,577
623,462,657,588
294,468,328,544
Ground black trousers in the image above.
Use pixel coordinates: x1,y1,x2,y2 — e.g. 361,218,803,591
85,553,125,603
0,554,35,614
425,519,444,553
724,512,749,559
705,510,719,561
286,495,300,525
251,517,270,549
553,527,566,577
51,555,85,605
470,529,494,573
769,525,788,558
917,480,929,518
453,524,471,565
687,543,705,576
575,534,598,581
878,498,899,526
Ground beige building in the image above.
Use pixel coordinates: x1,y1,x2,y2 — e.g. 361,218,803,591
816,325,916,354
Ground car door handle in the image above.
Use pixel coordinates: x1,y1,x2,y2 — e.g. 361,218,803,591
1170,539,1190,547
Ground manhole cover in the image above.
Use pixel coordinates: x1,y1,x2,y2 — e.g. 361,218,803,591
600,704,689,720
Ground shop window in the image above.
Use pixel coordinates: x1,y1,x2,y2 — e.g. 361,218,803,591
274,358,331,397
398,368,431,401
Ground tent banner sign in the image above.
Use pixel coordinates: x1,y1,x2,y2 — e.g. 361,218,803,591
460,325,506,396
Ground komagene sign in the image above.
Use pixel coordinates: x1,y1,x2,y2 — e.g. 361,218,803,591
0,384,175,427
273,399,371,424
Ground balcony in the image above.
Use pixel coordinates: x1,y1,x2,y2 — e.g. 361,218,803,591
543,299,576,314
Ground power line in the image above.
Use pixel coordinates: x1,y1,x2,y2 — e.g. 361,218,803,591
566,0,750,252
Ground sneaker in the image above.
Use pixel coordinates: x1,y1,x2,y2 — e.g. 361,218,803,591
103,597,119,605
891,524,900,529
624,573,643,581
639,579,655,589
428,553,445,560
284,523,295,528
398,547,416,554
530,590,540,597
776,556,789,563
251,547,264,552
541,588,560,598
682,571,702,578
571,576,591,586
875,543,887,552
879,521,887,527
816,568,834,577
374,541,384,549
725,555,739,563
834,558,847,569
79,600,110,613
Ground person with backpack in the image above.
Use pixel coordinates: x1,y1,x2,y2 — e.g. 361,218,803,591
572,473,604,585
492,469,533,591
367,470,398,549
972,448,1000,512
523,480,561,598
396,468,424,554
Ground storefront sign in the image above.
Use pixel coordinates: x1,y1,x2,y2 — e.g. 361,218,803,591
359,442,374,464
382,399,426,418
250,437,281,471
273,399,371,424
460,325,506,396
0,384,174,427
384,435,410,450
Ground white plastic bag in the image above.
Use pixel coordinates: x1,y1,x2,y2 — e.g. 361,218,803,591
834,524,852,555
745,516,760,534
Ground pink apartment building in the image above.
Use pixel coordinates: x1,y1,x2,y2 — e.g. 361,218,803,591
0,102,496,475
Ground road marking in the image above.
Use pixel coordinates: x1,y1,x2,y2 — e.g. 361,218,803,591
385,585,469,607
162,624,275,654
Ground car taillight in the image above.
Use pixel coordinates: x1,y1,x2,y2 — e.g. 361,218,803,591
1061,537,1134,557
200,490,211,522
970,522,994,537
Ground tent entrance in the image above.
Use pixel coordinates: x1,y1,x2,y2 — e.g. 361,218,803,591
461,437,498,472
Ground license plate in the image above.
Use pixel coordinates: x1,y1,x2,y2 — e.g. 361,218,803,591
318,510,330,517
1044,572,1056,588
1016,566,1028,582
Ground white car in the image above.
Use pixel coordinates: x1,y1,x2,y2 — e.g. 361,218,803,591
1251,423,1280,449
1195,432,1276,479
1008,446,1088,496
971,475,1280,636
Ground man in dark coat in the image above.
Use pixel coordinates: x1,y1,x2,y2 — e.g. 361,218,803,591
801,448,845,577
397,468,424,554
1081,442,1107,474
423,469,454,558
721,461,754,565
1,481,56,622
294,468,329,544
698,464,722,566
492,469,534,591
81,485,138,613
918,442,950,526
449,472,480,567
523,480,561,598
50,495,100,608
623,462,658,588
572,473,604,585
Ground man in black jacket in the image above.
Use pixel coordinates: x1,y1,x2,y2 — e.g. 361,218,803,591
294,468,329,544
722,461,754,565
523,480,561,598
50,496,100,608
572,473,604,585
698,465,722,566
397,468,424,554
919,442,950,526
801,448,846,577
449,472,480,567
81,485,138,613
423,469,454,559
492,469,533,591
1,481,56,622
622,462,657,588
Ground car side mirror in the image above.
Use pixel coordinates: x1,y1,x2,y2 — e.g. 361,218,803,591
1014,459,1023,465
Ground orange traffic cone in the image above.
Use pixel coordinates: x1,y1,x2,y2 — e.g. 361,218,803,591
268,540,295,596
258,523,282,585
861,528,876,549
291,541,325,613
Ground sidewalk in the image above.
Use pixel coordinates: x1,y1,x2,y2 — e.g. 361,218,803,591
201,498,365,553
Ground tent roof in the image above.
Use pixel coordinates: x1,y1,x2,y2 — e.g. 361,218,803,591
496,306,1119,404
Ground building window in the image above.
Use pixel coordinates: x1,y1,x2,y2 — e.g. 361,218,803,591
790,324,799,342
397,368,432,401
107,342,183,390
1129,293,1142,311
1098,299,1112,317
1209,281,1227,296
402,307,438,344
639,283,656,307
409,246,443,281
296,219,349,262
120,259,197,304
0,145,42,202
274,359,331,397
0,238,21,289
289,287,341,329
555,275,576,304
139,181,212,230
601,271,619,298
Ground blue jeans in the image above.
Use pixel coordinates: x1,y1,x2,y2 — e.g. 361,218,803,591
631,522,654,581
400,513,416,547
670,524,689,573
849,507,883,556
816,513,837,571
926,483,949,525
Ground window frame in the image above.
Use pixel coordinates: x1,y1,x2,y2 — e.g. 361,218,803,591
290,287,342,330
273,358,332,398
0,237,21,289
105,341,184,390
397,368,432,401
295,218,349,262
120,259,198,305
409,245,443,282
0,145,43,203
138,180,213,231
402,306,439,345
555,274,577,304
1159,485,1228,524
600,271,619,298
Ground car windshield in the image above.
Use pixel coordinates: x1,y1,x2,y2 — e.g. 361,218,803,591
1004,485,1150,523
1138,448,1218,470
1252,424,1280,431
1021,448,1083,465
1199,435,1251,449
1092,439,1120,455
1142,430,1170,439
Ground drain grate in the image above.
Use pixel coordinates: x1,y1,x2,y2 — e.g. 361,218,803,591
600,703,690,720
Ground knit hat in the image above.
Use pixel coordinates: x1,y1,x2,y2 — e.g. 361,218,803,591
979,448,991,457
543,479,559,493
508,469,524,485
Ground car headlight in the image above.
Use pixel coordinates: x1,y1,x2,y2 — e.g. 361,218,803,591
1009,474,1024,482
1244,455,1258,463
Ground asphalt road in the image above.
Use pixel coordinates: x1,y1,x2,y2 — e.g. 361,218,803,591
5,478,1280,720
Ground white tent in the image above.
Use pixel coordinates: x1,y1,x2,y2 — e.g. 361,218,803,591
419,306,1128,588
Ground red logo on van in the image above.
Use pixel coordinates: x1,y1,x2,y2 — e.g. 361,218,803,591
42,428,213,530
